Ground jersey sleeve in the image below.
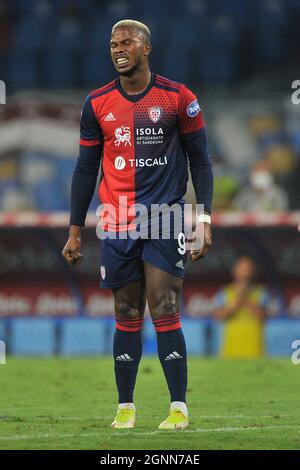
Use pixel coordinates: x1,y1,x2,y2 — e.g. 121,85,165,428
178,85,205,136
79,95,103,146
69,96,103,227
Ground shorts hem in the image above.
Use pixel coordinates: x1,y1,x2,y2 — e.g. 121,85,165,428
142,257,185,280
100,274,144,289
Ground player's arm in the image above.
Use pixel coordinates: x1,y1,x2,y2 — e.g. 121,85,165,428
62,96,103,266
179,85,213,261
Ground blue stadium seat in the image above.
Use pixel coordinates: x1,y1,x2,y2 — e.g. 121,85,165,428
50,21,83,52
7,52,38,89
15,18,48,51
0,319,6,342
101,318,115,355
255,34,285,63
0,180,21,211
81,48,115,88
42,49,74,88
250,0,286,63
20,153,68,211
53,0,89,12
198,47,237,83
87,16,116,48
0,338,5,364
181,318,208,355
250,0,285,29
106,0,133,20
132,0,183,17
55,157,75,204
167,19,203,48
59,318,108,356
161,45,190,84
288,0,300,12
33,180,68,211
15,0,41,16
10,318,56,356
291,131,300,156
265,319,300,356
209,321,224,355
208,0,248,25
207,15,240,50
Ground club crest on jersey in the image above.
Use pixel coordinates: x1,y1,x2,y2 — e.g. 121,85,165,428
114,126,131,147
148,106,162,123
187,99,201,117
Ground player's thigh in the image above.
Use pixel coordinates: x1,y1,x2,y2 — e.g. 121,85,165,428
100,236,144,289
112,279,146,319
143,261,183,319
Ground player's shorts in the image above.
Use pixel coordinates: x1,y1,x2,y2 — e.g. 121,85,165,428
99,228,187,289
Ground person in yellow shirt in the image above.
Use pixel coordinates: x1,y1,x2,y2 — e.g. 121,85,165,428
213,256,269,358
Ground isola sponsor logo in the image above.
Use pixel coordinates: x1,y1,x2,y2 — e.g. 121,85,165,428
136,127,163,136
136,127,164,146
187,99,201,117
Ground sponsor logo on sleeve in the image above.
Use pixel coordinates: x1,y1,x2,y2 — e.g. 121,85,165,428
187,99,201,117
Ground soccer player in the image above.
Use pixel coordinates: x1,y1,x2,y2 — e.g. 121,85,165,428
62,20,213,430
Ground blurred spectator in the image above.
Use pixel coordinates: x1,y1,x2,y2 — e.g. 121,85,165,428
213,256,269,358
212,156,239,210
232,160,288,211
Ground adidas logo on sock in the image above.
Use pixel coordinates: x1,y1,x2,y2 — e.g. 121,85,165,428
116,354,133,362
175,260,184,269
104,112,116,121
165,351,183,361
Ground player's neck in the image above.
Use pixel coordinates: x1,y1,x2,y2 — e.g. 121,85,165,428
119,69,152,96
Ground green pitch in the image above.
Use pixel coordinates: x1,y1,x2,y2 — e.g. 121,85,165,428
0,357,300,450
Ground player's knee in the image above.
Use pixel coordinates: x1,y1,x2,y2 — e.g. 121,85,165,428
115,301,142,320
150,293,178,319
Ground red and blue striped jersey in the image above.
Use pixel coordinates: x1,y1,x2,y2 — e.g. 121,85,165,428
79,73,205,229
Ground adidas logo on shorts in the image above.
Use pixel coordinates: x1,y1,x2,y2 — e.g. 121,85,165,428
115,354,133,362
165,351,183,361
175,260,184,269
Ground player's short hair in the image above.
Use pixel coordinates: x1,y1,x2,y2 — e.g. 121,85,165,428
112,19,151,44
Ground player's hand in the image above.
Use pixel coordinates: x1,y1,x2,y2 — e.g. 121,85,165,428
61,236,83,266
190,222,212,261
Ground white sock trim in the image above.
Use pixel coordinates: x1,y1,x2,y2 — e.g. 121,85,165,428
171,401,188,417
118,403,135,410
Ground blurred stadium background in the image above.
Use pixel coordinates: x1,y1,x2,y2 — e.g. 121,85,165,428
0,0,300,359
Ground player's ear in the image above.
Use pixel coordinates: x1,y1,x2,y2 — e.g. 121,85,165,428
144,42,152,56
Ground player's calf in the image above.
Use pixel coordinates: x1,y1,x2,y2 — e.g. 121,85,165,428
152,311,189,429
112,308,144,429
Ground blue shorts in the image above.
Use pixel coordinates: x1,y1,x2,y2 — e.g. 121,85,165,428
100,231,187,289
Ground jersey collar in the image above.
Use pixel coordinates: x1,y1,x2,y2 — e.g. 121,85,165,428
116,73,155,103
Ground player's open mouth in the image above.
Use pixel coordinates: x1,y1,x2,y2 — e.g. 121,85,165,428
116,57,130,66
